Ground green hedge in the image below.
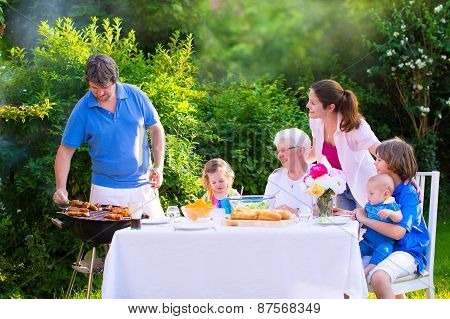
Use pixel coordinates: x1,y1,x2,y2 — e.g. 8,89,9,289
196,79,310,195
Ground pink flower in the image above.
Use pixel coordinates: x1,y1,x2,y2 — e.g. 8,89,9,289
309,163,328,179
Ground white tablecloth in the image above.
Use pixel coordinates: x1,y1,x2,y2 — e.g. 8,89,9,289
102,220,368,299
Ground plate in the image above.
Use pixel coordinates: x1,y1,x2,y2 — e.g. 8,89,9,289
314,216,350,226
141,218,170,225
173,223,213,231
195,217,212,223
332,213,353,218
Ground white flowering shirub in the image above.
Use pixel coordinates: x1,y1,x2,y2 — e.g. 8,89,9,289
368,0,449,146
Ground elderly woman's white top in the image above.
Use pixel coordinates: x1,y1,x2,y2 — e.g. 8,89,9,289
309,113,379,207
264,165,313,214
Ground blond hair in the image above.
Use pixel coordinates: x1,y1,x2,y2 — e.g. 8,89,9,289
376,137,418,181
368,173,395,194
201,158,235,192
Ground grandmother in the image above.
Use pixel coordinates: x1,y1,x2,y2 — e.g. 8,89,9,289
264,128,313,215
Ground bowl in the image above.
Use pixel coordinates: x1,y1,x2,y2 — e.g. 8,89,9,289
181,206,213,222
225,195,274,213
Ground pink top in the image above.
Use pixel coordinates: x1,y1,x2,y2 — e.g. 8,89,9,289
309,113,379,207
322,142,342,170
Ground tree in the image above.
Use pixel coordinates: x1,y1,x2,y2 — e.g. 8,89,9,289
367,0,449,169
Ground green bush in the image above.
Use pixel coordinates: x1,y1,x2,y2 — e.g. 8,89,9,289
196,78,310,195
329,75,393,141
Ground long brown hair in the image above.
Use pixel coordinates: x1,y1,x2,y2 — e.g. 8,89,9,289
310,79,362,132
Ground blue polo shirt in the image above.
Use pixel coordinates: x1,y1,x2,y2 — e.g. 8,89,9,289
62,82,160,188
393,182,429,274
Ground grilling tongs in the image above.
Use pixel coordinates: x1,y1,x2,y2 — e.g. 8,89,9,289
57,200,73,210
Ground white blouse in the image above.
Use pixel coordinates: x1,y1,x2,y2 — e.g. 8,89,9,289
309,112,379,207
264,166,313,214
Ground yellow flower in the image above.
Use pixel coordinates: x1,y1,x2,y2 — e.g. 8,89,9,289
307,184,325,197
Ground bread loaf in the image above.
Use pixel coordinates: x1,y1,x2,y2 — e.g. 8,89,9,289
257,210,282,221
230,211,258,220
231,208,286,221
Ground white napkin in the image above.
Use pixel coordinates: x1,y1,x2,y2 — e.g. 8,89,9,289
358,224,367,242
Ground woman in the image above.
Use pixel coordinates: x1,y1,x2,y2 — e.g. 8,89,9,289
264,128,313,215
306,79,380,210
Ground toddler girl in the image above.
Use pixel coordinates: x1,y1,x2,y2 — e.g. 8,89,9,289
201,158,239,212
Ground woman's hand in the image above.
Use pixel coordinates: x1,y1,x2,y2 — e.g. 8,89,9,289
406,178,422,202
333,207,353,216
276,204,298,215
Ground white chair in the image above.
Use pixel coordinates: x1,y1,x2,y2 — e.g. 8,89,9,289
369,171,440,298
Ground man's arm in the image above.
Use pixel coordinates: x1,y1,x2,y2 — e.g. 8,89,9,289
53,145,76,204
148,122,165,188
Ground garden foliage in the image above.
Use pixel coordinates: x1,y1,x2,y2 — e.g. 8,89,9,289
196,79,309,195
367,0,450,170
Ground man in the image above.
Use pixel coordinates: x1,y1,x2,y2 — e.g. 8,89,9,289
53,54,165,218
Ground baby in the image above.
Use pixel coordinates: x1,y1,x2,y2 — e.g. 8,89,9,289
360,173,403,276
201,158,239,213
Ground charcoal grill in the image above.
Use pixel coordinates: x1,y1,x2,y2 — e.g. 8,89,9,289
55,210,131,245
52,209,130,299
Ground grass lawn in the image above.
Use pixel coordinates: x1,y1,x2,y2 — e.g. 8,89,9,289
405,215,450,299
367,215,450,299
68,217,450,299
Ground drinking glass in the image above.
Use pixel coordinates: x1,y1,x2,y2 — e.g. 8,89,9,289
298,207,313,223
166,206,180,224
211,208,226,227
128,201,144,230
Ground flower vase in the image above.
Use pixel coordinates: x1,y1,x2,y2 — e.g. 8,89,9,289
313,194,334,217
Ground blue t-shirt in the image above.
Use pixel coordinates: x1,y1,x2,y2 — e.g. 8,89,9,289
393,182,429,274
363,199,401,248
365,198,401,223
62,82,160,188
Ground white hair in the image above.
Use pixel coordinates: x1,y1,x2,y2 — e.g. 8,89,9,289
273,128,311,154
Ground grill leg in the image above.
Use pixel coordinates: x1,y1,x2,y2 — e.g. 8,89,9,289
86,246,96,299
66,243,84,299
